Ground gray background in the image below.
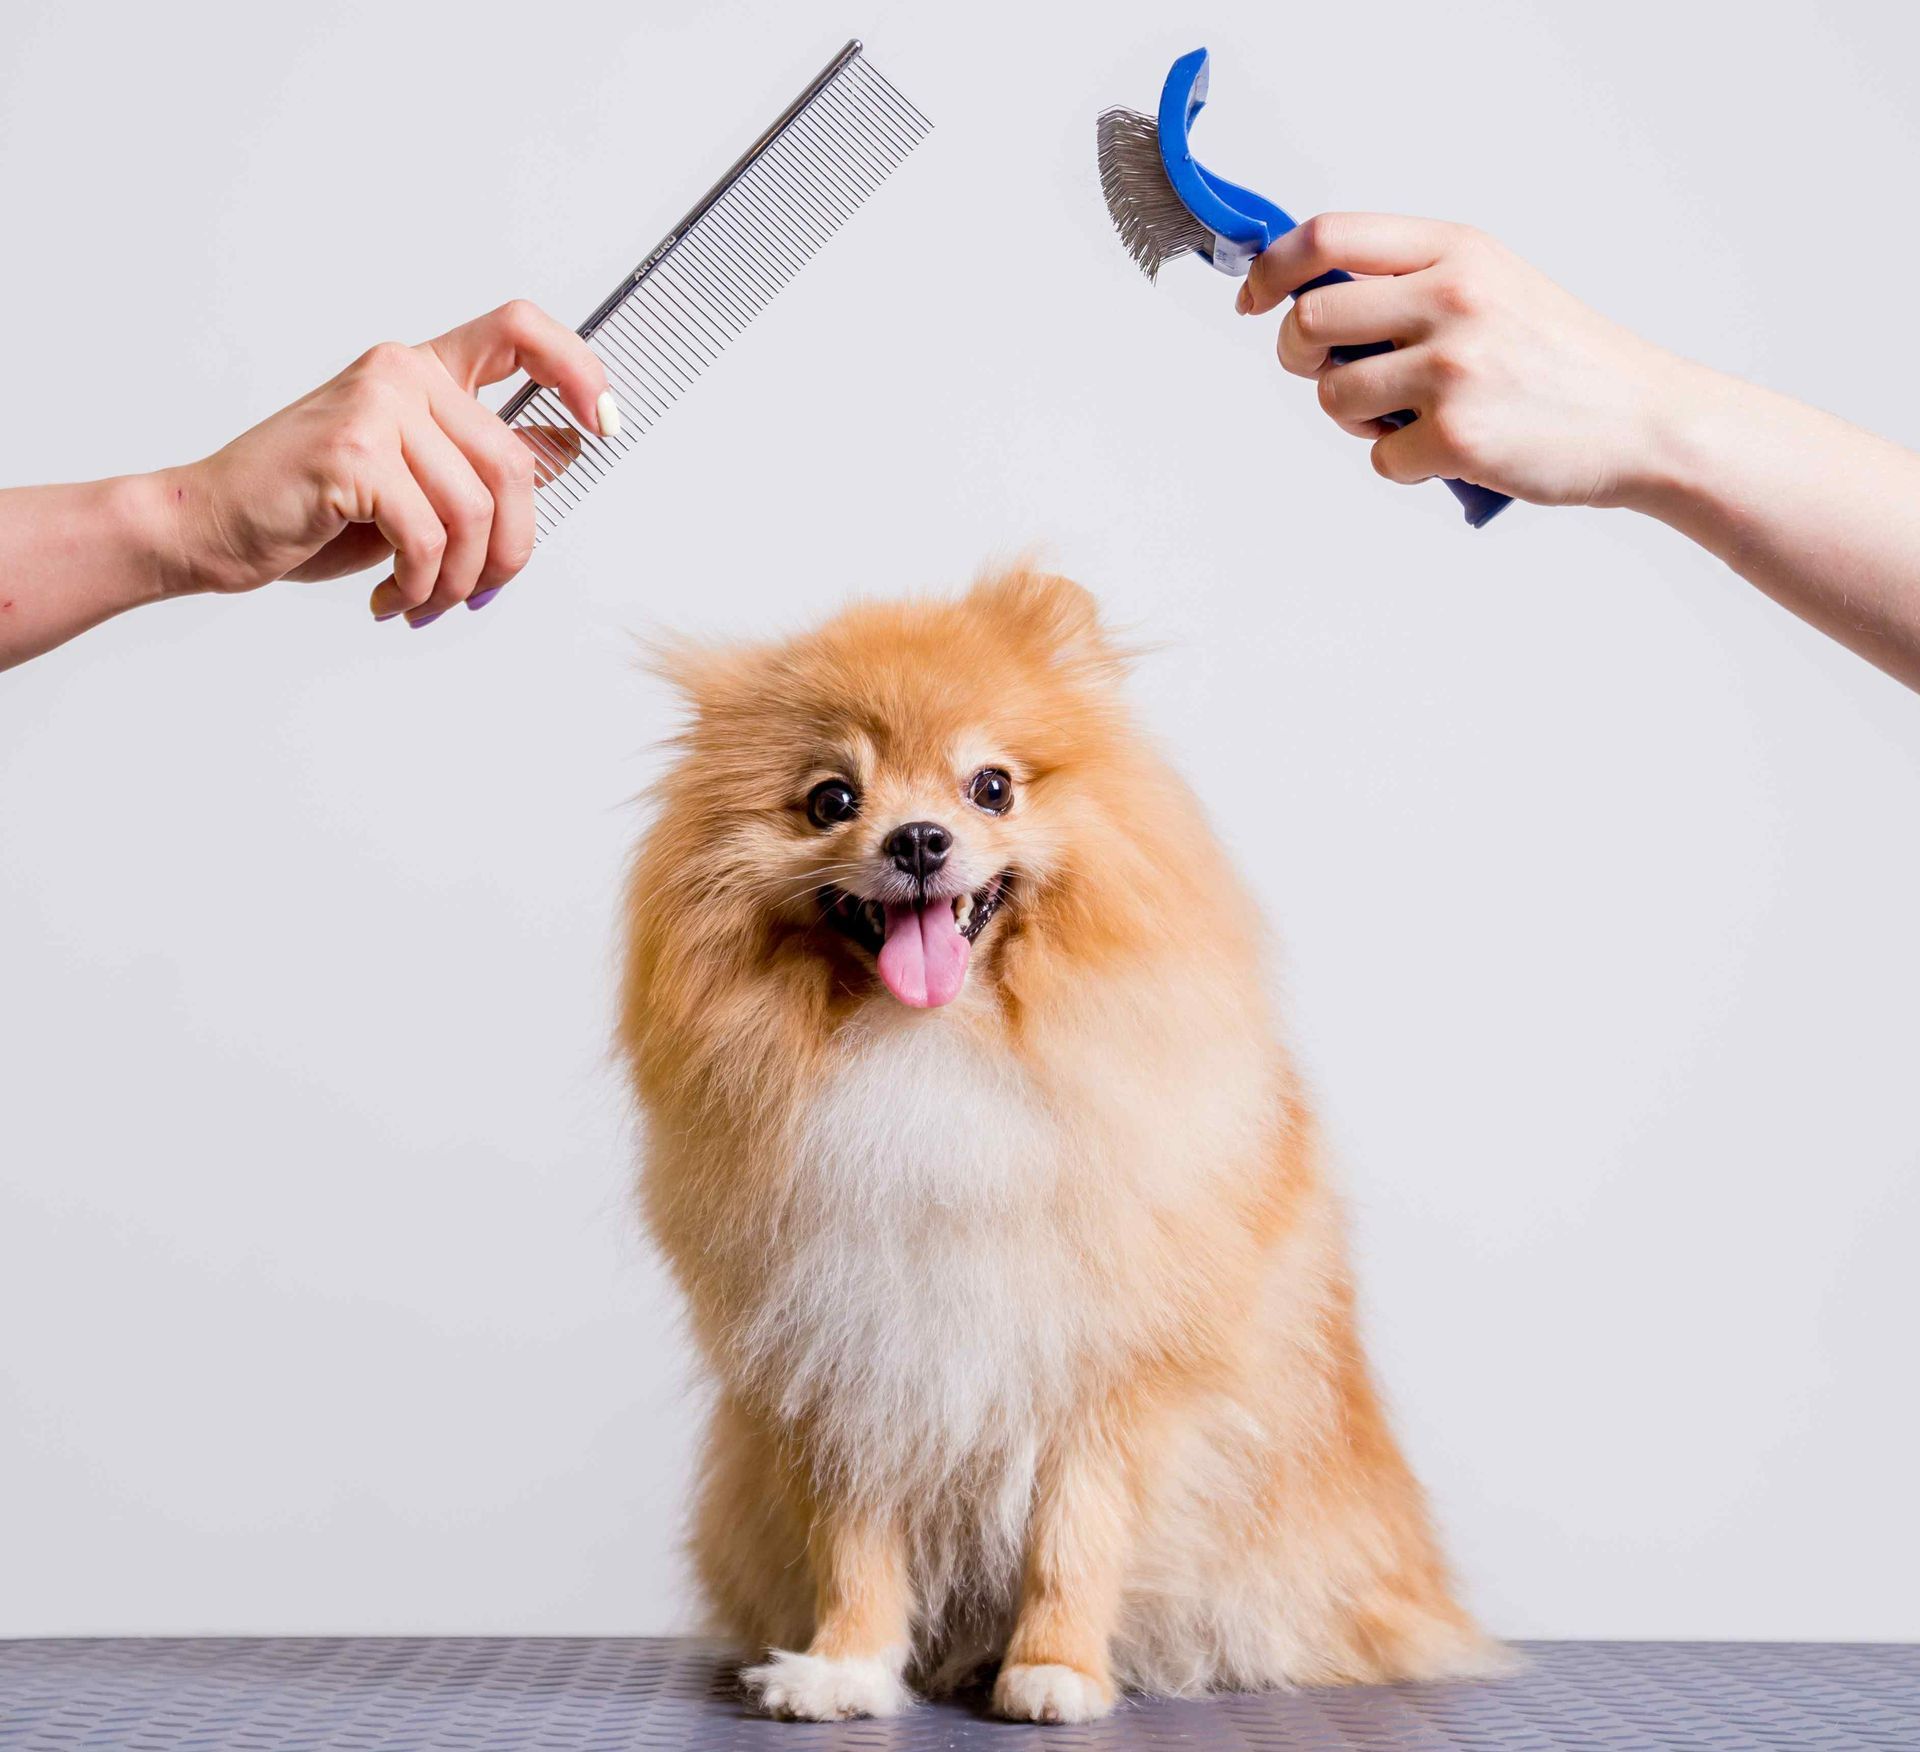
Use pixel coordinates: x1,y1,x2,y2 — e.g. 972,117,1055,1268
2,0,1916,1640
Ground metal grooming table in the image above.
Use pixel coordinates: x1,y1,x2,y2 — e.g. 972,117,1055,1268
3,1636,1917,1749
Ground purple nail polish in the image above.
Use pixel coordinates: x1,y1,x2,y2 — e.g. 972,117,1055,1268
467,586,504,612
408,610,446,630
374,611,401,623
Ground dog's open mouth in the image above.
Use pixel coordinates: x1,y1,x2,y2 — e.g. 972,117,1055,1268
819,874,1011,1009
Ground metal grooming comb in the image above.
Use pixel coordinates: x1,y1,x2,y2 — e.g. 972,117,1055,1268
1097,49,1509,528
498,39,929,546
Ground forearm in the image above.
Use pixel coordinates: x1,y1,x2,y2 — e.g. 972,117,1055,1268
1626,365,1920,690
1242,217,1920,691
0,472,193,671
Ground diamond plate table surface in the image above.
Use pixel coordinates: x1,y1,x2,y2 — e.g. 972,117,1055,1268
2,1637,1917,1750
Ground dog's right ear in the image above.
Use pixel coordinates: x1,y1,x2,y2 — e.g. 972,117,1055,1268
639,632,761,717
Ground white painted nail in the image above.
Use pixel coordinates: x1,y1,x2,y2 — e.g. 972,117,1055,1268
596,390,622,440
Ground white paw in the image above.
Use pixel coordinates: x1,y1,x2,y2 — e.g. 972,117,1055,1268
743,1649,913,1721
992,1661,1114,1724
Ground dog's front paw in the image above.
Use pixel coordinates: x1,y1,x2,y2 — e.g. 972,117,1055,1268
992,1661,1114,1724
744,1649,913,1721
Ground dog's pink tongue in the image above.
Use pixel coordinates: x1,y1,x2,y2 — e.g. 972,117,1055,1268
877,901,970,1008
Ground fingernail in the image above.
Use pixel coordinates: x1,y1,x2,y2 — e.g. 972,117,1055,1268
373,610,401,623
596,389,622,440
1235,282,1251,314
467,586,503,612
408,610,446,630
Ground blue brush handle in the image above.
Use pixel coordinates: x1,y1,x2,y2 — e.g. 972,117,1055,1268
1289,274,1511,529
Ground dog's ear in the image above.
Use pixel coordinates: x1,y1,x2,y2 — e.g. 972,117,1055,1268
966,568,1131,679
638,631,770,721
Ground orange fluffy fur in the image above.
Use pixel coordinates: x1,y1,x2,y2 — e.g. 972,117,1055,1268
619,569,1502,1722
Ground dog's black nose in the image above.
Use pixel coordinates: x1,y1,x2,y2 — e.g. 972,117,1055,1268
884,820,952,883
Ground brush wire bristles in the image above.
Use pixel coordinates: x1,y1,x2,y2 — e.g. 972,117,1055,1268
1096,106,1211,281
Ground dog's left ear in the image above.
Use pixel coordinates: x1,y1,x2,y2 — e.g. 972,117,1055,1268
967,568,1132,680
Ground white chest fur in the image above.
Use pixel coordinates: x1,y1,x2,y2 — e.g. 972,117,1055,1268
731,1013,1084,1496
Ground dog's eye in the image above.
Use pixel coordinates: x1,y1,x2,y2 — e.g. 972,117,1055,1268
967,768,1013,814
806,780,860,828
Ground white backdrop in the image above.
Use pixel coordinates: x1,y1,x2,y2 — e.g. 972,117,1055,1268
3,0,1917,1641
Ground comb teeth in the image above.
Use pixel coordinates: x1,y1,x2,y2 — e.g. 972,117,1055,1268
1096,106,1211,282
500,42,931,547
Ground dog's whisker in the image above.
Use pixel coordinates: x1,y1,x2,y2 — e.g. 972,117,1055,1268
767,879,863,910
754,860,869,894
760,863,875,910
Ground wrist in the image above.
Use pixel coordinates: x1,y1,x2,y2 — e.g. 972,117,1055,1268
140,461,243,597
1609,356,1748,523
96,470,197,609
111,465,222,602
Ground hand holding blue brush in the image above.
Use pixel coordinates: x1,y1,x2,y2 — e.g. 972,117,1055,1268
1098,59,1677,522
1096,48,1920,691
1098,48,1511,527
1232,214,1681,520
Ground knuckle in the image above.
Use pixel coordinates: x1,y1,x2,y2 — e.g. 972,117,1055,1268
1433,273,1479,319
451,486,493,528
499,442,536,490
324,422,380,470
496,535,535,576
1316,370,1347,416
358,340,414,378
1427,404,1478,461
1448,339,1487,383
1291,291,1328,344
1298,213,1340,256
496,297,542,338
341,373,399,424
481,440,535,493
1452,225,1505,271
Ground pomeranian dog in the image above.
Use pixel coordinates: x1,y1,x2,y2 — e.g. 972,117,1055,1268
619,568,1500,1723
